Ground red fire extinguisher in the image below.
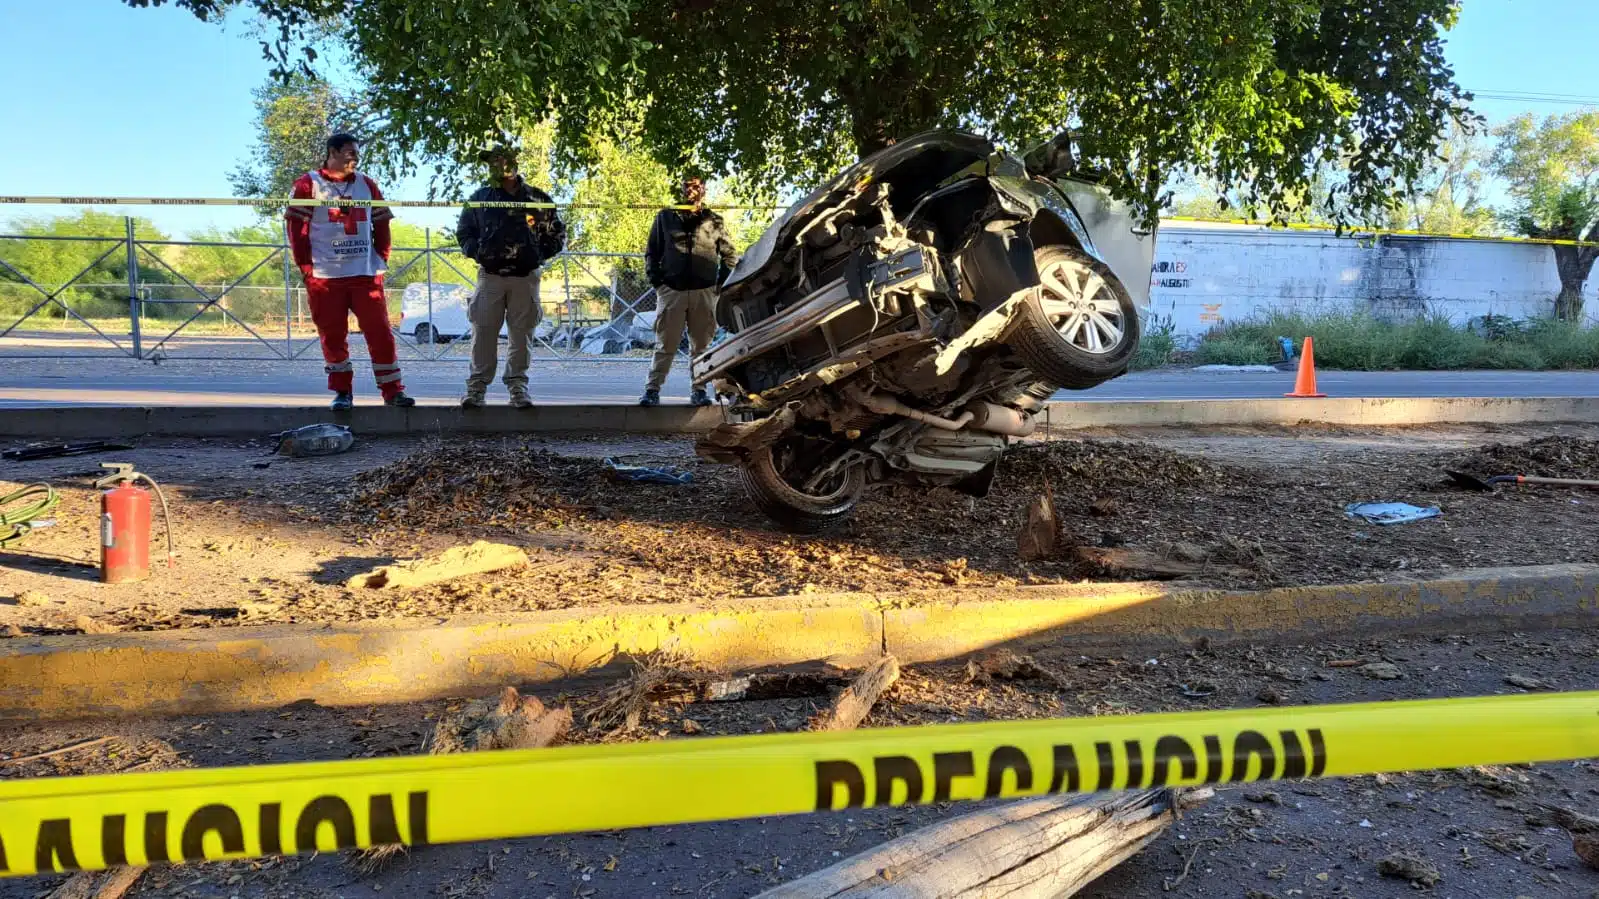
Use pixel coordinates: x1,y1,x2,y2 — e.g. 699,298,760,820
94,463,174,584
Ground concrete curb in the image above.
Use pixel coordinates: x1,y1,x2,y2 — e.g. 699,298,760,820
2,564,1593,721
4,396,1599,439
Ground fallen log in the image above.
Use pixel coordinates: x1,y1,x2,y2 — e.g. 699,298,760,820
345,541,529,590
808,655,900,732
757,787,1211,898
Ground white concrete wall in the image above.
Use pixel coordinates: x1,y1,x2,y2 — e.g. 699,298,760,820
1147,225,1599,339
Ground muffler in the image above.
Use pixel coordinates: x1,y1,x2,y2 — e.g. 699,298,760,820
964,402,1036,437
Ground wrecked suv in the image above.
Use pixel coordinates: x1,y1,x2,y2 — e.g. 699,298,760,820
693,130,1155,530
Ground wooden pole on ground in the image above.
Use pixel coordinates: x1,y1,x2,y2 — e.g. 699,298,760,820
756,787,1212,898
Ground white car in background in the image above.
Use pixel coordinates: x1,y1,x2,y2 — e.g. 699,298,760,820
398,283,505,343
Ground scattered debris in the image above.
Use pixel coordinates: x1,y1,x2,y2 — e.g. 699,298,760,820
353,686,570,875
1256,685,1285,704
1357,662,1404,680
701,671,848,703
1575,834,1599,871
45,866,144,899
589,653,708,733
1017,488,1060,562
1539,803,1599,834
1504,673,1549,691
1088,496,1118,518
2,440,133,462
14,589,51,607
681,718,704,735
1452,435,1599,480
74,616,120,635
965,649,1065,687
1,736,116,767
345,541,529,590
273,423,354,457
1344,502,1442,525
808,655,900,732
1376,851,1441,886
603,457,693,485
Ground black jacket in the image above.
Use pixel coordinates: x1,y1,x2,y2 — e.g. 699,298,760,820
457,179,566,277
645,207,738,290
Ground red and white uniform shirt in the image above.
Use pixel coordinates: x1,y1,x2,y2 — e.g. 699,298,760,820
287,170,393,279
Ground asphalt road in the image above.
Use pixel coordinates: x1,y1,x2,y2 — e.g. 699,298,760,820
3,358,1598,407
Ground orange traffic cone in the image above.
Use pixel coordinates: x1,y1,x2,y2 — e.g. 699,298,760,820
1285,337,1326,397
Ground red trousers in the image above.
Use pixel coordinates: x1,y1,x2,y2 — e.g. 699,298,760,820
307,275,404,396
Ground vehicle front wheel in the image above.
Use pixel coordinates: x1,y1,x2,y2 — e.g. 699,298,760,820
1008,246,1138,389
738,439,865,533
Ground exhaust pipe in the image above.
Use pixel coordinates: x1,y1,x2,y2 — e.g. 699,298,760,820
843,386,1035,437
844,385,975,432
965,402,1036,437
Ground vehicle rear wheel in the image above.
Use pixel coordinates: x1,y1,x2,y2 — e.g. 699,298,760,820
738,439,865,533
414,323,439,344
1008,246,1138,389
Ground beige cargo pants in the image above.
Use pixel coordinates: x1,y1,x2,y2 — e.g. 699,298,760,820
467,270,542,391
647,285,718,390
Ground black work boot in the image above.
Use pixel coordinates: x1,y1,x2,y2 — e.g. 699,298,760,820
690,387,713,407
639,387,661,407
330,391,354,411
385,392,416,407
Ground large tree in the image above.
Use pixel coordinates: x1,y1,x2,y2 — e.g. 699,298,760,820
131,0,1469,226
1491,110,1599,322
230,72,376,214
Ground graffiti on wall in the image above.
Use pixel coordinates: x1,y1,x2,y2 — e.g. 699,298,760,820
1151,260,1191,289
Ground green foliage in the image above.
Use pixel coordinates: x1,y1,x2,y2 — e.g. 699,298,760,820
0,212,169,320
134,0,1470,228
1129,313,1177,370
230,73,375,213
1490,110,1599,320
1492,111,1599,239
1193,310,1599,371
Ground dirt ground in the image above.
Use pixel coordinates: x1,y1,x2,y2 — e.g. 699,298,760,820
2,628,1597,898
4,423,1599,634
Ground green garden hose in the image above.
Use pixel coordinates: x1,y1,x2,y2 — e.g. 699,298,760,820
0,483,59,548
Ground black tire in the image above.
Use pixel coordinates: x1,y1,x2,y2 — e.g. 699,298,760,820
414,323,439,344
738,440,865,533
1008,246,1138,389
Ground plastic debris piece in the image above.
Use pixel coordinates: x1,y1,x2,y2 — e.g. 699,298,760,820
1343,502,1441,525
273,423,355,457
602,457,693,485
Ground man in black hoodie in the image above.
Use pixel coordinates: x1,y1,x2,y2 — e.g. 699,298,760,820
640,176,738,406
456,145,566,408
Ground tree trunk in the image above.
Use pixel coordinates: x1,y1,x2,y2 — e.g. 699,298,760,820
755,788,1212,898
1550,244,1599,322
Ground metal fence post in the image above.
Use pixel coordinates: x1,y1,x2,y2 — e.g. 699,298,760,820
281,227,294,355
125,216,141,359
562,255,574,354
425,228,435,358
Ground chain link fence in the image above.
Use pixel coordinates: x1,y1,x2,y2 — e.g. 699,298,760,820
0,219,679,363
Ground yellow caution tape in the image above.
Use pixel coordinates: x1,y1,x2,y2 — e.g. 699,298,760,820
1,195,1591,246
1,691,1596,878
0,195,776,212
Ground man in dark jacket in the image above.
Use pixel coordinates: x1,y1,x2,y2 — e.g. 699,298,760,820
456,145,566,408
640,176,738,406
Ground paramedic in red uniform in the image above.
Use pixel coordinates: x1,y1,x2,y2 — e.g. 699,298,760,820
286,133,415,410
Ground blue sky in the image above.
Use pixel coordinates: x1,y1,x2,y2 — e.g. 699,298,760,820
0,0,1595,237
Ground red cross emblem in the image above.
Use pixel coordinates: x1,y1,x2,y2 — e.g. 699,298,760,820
328,206,368,235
